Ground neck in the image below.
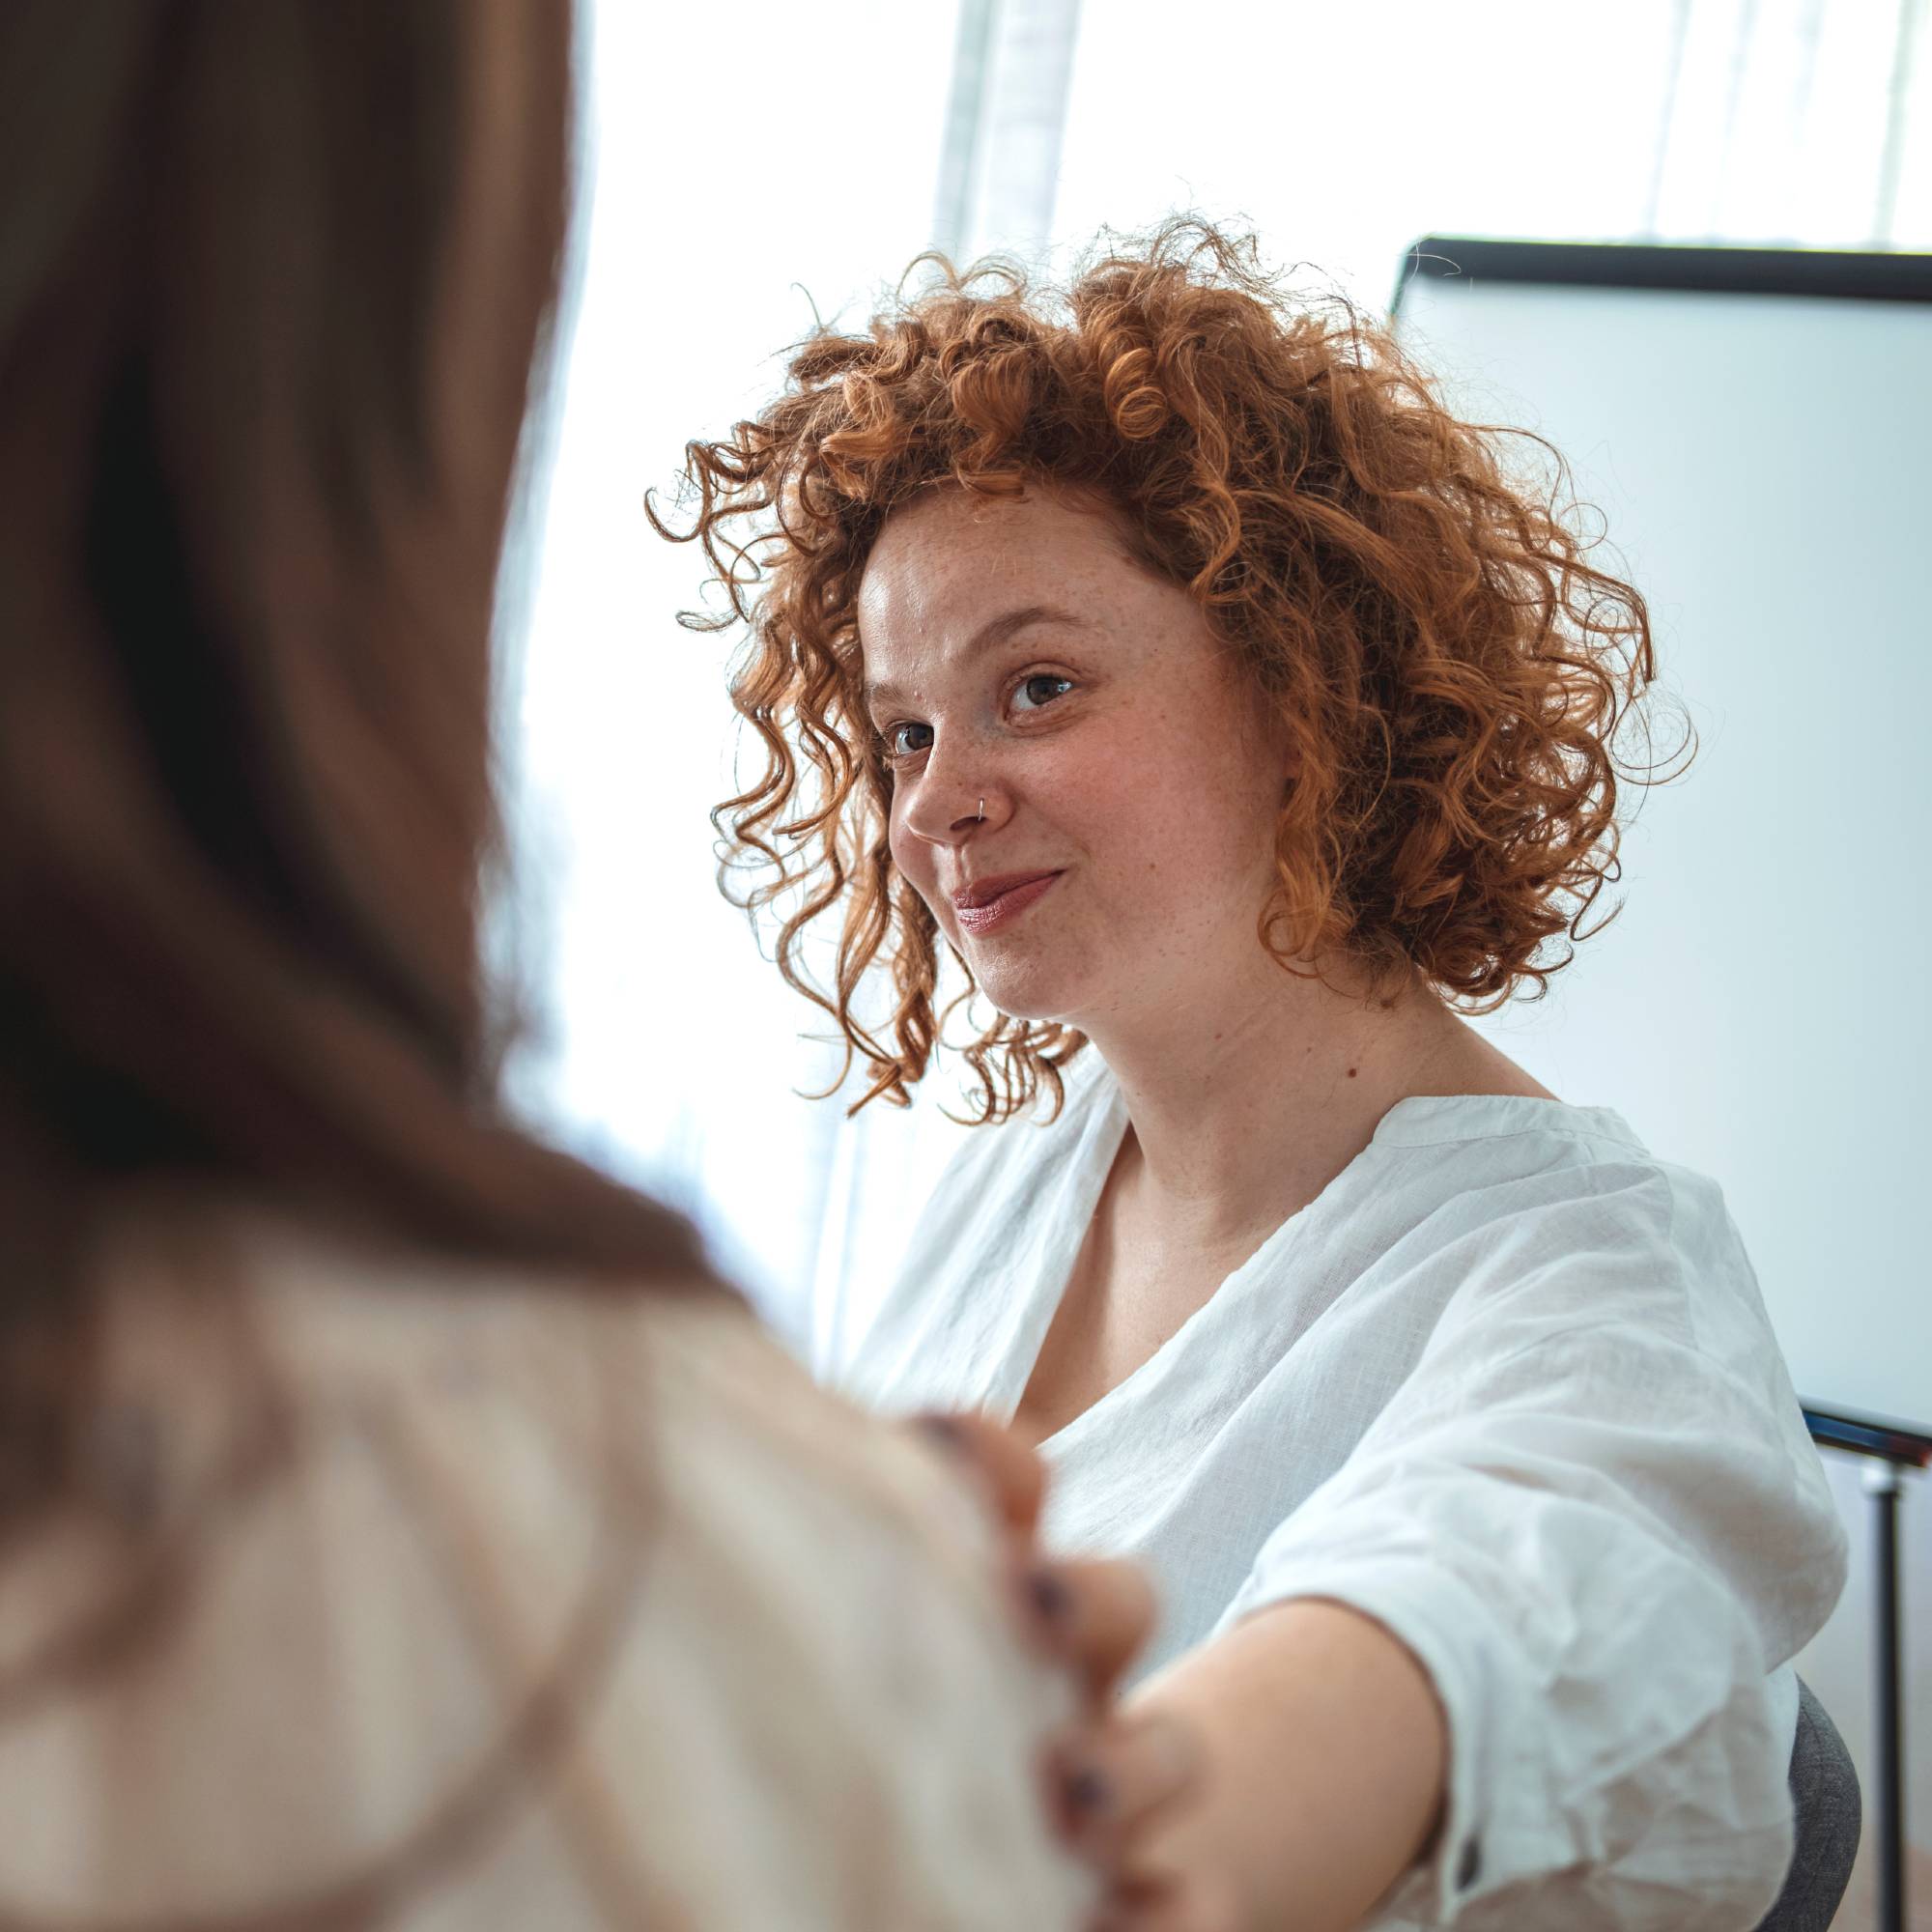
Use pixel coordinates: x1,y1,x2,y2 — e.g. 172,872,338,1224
1077,951,1494,1253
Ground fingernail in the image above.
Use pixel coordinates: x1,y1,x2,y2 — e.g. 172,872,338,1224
1026,1565,1072,1623
913,1414,971,1459
1064,1761,1113,1817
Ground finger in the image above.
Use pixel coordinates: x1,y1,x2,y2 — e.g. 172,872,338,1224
1019,1554,1157,1699
909,1410,1045,1541
1049,1709,1200,1865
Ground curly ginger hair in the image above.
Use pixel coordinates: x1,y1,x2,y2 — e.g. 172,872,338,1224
654,220,1673,1123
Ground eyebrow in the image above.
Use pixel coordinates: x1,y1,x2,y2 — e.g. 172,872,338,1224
861,603,1091,713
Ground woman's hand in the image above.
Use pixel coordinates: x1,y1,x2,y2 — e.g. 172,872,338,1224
913,1413,1234,1929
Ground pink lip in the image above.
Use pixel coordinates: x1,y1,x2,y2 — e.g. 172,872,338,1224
952,871,1062,936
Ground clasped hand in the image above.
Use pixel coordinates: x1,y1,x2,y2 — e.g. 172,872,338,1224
914,1413,1250,1932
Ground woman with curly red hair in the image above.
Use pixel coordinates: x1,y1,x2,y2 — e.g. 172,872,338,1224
663,221,1846,1929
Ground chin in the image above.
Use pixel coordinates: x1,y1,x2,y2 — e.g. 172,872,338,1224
965,955,1088,1030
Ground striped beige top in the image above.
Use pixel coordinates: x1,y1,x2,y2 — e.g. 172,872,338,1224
0,1201,1091,1929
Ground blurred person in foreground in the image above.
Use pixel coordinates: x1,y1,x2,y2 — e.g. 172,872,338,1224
0,4,1208,1925
665,221,1849,1930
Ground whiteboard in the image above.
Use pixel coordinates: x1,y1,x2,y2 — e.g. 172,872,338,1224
1393,242,1932,1435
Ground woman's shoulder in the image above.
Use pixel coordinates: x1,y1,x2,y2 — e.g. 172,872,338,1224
0,1201,1088,1929
256,1214,1092,1928
1371,1089,1731,1230
1358,1092,1772,1356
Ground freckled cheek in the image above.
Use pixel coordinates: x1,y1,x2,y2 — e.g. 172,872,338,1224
1040,726,1197,875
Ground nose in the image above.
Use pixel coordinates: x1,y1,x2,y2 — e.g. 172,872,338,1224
897,747,1001,849
901,789,992,847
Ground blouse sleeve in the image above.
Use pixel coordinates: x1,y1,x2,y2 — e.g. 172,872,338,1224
1216,1164,1849,1931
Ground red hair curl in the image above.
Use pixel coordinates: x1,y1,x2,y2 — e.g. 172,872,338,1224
652,219,1677,1123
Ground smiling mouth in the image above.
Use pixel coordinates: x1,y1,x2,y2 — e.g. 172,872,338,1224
952,871,1063,936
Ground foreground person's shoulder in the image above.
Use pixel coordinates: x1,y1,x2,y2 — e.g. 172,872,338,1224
4,1208,1091,1930
292,1241,1094,1928
272,1241,1009,1584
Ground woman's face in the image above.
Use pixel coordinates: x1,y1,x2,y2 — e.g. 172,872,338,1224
856,485,1290,1034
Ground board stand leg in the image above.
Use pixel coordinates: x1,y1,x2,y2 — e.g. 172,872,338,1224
1864,1463,1905,1932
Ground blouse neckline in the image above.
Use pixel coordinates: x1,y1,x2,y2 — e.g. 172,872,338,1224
1007,1063,1644,1447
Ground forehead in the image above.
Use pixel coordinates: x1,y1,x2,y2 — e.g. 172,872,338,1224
855,486,1140,668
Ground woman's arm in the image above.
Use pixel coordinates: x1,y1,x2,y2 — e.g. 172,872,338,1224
1103,1599,1448,1932
1081,1175,1847,1931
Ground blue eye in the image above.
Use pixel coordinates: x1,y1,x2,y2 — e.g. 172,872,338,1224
887,722,933,759
1013,674,1074,713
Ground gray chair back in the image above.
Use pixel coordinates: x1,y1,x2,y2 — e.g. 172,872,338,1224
1752,1678,1861,1932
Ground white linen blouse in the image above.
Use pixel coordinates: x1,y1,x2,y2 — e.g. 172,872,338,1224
834,1051,1850,1931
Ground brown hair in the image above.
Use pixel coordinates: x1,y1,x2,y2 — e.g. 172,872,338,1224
658,219,1678,1123
0,2,715,1432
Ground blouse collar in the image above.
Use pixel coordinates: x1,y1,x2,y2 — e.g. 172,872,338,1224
1370,1091,1645,1151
